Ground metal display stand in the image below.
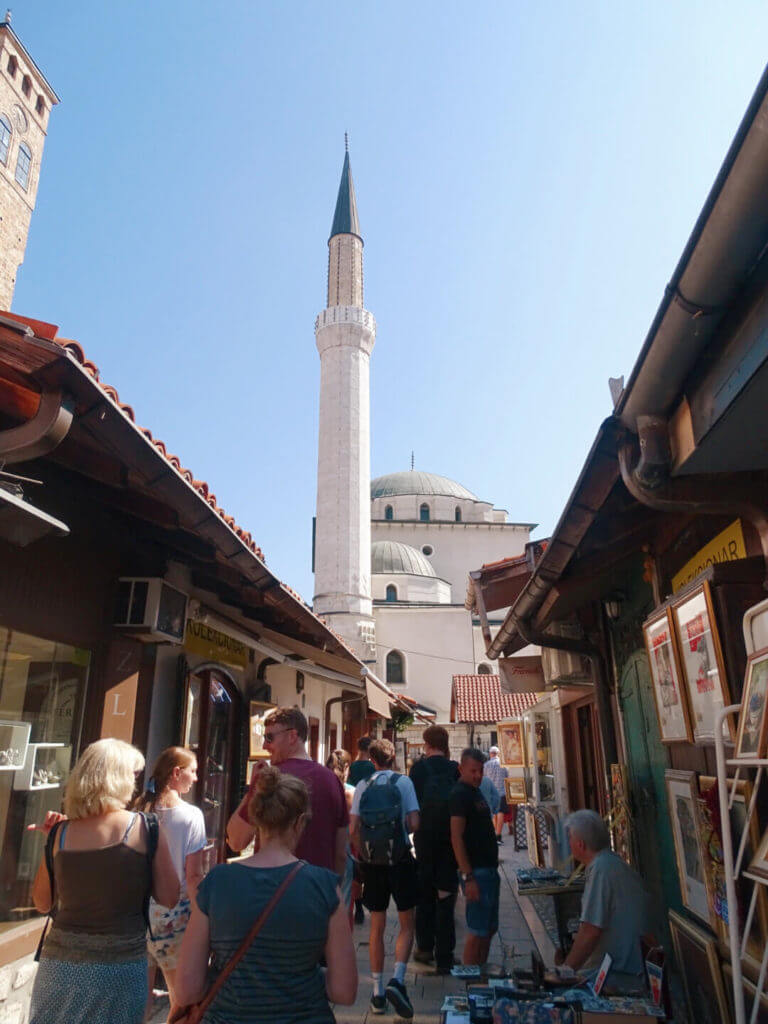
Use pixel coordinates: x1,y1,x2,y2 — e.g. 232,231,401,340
714,702,768,1024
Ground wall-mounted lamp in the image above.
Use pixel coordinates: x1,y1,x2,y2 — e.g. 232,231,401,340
603,593,625,621
296,670,305,693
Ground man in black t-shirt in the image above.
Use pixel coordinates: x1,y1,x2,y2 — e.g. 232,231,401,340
450,747,500,966
348,735,376,787
409,725,460,973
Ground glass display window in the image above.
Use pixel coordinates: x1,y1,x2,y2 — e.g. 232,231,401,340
0,627,90,933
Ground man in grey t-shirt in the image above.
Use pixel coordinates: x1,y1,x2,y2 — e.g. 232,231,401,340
558,810,654,992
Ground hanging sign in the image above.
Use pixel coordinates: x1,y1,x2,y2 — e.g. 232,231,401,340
184,620,248,669
672,519,747,593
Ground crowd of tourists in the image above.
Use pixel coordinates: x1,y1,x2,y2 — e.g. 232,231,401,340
26,708,651,1024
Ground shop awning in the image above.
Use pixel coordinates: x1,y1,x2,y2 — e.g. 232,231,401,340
0,483,69,546
365,677,393,718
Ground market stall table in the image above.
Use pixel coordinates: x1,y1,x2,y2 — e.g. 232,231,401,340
513,868,585,956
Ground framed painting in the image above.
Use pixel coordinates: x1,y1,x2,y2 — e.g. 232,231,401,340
735,647,768,760
498,721,526,767
609,763,632,866
249,700,276,759
746,823,768,884
700,776,768,959
669,910,731,1024
504,776,527,804
671,581,732,744
643,608,692,743
723,963,768,1024
665,770,714,926
524,807,543,868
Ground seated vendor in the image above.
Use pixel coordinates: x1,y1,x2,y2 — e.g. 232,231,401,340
556,810,654,993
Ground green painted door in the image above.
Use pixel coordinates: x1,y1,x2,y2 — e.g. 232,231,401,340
618,650,680,939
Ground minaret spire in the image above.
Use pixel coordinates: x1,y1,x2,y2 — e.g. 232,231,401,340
330,142,361,241
327,142,364,307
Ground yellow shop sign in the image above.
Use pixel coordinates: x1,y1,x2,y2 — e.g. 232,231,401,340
672,519,747,592
184,620,248,669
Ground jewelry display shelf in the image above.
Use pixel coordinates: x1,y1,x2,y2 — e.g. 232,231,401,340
13,742,67,791
0,719,31,771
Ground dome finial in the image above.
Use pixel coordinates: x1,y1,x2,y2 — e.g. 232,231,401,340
4,9,11,23
345,131,349,154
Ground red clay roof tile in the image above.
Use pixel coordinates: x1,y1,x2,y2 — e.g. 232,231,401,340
451,674,538,723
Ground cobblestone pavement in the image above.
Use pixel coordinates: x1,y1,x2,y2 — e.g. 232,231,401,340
148,837,548,1024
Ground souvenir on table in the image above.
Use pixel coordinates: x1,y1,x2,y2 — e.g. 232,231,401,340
665,770,715,926
668,910,731,1024
700,776,768,960
671,581,732,744
735,647,768,760
498,721,526,767
249,700,276,759
643,608,692,743
504,777,527,804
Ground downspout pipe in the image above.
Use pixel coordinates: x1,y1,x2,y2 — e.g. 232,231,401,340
324,694,365,756
617,419,768,584
513,616,618,768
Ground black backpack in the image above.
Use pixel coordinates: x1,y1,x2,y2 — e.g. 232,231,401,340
417,758,457,836
357,772,410,866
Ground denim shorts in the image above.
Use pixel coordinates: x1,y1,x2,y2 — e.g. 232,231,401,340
460,867,500,937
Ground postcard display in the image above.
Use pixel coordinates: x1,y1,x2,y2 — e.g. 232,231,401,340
712,594,768,1024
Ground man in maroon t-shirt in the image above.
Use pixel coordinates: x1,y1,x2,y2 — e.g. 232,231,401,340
226,706,348,876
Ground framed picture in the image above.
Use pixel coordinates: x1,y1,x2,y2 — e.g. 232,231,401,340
671,582,732,744
700,776,768,959
723,963,768,1024
505,777,527,804
746,823,768,884
609,763,632,866
524,807,543,868
669,910,731,1024
249,700,276,759
498,721,526,767
644,608,692,743
665,770,714,926
735,647,768,760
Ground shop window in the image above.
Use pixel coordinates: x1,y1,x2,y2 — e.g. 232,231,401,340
15,142,30,190
386,649,404,684
477,663,492,674
386,584,397,602
384,505,393,521
0,627,90,929
455,506,462,522
419,503,430,522
0,115,10,165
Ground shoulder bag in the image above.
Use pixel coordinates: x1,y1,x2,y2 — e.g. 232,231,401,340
169,859,304,1024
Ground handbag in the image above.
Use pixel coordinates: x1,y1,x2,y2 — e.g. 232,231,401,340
169,859,304,1024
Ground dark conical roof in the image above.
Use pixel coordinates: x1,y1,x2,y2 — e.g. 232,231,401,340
330,151,361,240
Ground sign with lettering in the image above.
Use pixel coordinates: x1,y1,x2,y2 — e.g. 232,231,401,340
100,637,141,742
672,519,747,592
184,620,248,669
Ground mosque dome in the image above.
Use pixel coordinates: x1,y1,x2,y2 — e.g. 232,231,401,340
370,471,477,501
371,540,437,577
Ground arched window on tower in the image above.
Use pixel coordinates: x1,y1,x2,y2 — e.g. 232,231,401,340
385,505,394,521
21,74,31,98
455,506,462,522
15,142,30,190
419,503,430,522
6,55,17,78
386,650,404,684
386,584,397,603
477,663,492,675
0,116,11,165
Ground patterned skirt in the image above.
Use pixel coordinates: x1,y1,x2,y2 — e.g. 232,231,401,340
30,956,147,1024
148,895,192,969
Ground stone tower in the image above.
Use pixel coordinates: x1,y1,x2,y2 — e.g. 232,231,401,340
0,16,58,310
313,144,376,660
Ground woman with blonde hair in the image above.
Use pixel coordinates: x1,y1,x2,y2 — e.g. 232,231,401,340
29,738,179,1024
134,746,207,1017
176,766,356,1024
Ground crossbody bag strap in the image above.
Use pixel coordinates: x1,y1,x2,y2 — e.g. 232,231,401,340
35,820,65,962
196,859,304,1017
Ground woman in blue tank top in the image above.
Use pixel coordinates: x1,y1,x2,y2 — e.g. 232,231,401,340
175,765,357,1024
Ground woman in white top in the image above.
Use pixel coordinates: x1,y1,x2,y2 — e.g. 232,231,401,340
134,746,207,1017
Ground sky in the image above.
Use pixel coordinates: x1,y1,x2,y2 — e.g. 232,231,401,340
11,2,768,601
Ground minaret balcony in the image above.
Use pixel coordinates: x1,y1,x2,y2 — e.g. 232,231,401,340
315,305,376,354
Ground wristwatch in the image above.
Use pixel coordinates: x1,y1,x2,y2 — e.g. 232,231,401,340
461,872,474,882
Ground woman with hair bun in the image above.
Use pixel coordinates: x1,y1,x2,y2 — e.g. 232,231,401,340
176,766,357,1023
134,746,207,1017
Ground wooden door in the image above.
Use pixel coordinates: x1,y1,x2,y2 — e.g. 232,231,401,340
309,716,320,762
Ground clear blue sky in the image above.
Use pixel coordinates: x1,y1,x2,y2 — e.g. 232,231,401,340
13,2,768,601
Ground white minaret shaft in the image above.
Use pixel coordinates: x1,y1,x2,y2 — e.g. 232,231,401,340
313,148,376,657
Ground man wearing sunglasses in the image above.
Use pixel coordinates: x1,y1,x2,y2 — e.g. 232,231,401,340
226,707,348,877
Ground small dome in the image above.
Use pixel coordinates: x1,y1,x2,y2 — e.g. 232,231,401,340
371,470,477,501
372,541,436,577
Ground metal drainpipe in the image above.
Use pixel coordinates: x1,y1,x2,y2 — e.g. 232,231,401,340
617,421,768,584
513,615,619,768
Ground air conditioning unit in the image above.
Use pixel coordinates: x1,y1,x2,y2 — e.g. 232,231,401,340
114,578,188,644
541,620,593,686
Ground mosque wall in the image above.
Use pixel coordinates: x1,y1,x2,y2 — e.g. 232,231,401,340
371,572,451,604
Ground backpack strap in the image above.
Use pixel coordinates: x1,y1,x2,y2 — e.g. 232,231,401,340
141,811,160,939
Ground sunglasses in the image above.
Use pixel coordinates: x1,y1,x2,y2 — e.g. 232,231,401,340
264,728,290,743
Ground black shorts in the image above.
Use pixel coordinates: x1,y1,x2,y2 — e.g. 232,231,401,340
360,856,419,912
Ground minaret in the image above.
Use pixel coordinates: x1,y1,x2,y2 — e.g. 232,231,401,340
313,142,376,660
